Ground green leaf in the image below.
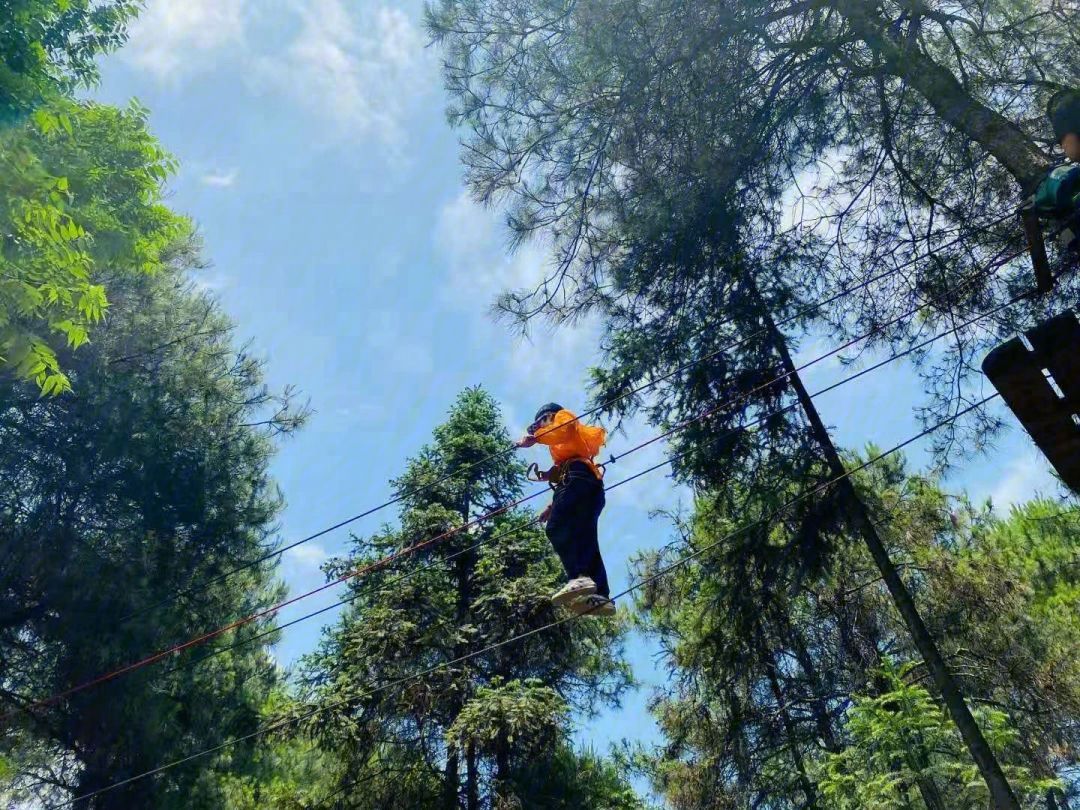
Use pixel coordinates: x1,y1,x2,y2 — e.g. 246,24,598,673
40,373,66,396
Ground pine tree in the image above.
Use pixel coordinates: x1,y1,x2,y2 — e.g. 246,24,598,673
0,240,309,809
424,5,1077,801
628,450,1080,809
425,0,1078,457
292,386,639,809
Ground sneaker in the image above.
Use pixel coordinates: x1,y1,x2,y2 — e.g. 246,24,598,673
550,576,597,607
569,594,616,617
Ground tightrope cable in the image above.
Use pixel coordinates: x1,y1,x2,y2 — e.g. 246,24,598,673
58,395,997,807
5,250,1025,721
117,220,1016,626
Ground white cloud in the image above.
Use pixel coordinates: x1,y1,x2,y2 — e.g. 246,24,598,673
122,0,247,79
283,542,329,571
249,0,433,160
122,0,433,163
434,190,591,391
201,168,239,188
793,331,845,376
987,451,1055,516
191,271,234,294
505,319,601,393
434,191,555,309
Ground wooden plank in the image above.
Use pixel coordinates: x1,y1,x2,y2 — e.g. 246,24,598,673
1027,312,1080,403
983,312,1080,493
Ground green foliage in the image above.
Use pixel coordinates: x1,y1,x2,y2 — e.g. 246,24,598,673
627,450,1080,809
446,677,569,754
0,96,187,394
211,733,347,810
0,0,143,123
816,659,1058,810
425,9,1080,804
0,0,179,395
0,242,309,808
426,0,1079,465
500,746,650,810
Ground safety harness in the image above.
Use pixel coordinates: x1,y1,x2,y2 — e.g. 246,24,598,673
527,457,606,489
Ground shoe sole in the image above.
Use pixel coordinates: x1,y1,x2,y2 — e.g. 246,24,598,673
551,580,597,607
568,599,615,617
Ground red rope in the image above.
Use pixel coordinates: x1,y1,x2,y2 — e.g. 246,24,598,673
8,489,542,717
5,247,1024,722
118,229,997,628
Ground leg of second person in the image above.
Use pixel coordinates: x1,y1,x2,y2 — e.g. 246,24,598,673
578,484,609,598
544,488,578,580
545,483,598,604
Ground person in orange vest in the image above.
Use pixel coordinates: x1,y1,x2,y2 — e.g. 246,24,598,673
516,402,615,616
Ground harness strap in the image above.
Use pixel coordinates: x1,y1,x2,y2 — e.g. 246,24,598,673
549,456,604,487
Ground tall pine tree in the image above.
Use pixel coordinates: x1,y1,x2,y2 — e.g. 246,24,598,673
628,450,1080,809
0,237,308,809
425,0,1078,460
292,387,640,810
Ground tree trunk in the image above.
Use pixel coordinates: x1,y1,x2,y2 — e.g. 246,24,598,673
782,615,842,754
832,592,949,810
912,748,949,810
445,752,460,810
446,493,474,810
1046,786,1071,810
763,648,820,810
494,728,511,805
467,741,480,810
764,307,1023,810
833,0,1050,191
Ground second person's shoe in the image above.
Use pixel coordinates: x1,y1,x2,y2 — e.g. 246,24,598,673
569,594,616,617
550,576,597,607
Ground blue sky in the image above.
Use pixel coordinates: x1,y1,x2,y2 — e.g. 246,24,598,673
89,0,1064,795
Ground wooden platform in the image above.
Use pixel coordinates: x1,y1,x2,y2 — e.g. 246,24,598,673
982,311,1080,493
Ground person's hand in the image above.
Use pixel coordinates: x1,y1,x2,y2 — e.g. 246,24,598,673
517,434,538,448
538,503,552,523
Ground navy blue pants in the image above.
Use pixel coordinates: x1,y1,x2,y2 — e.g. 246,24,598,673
544,462,609,598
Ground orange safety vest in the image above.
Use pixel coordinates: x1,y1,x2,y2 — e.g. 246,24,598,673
532,409,606,481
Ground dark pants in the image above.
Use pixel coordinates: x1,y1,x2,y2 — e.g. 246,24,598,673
544,462,609,598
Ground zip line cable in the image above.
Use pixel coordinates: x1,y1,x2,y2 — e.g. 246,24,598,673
169,282,1033,679
20,254,1040,797
4,248,1026,723
57,394,997,808
129,231,1024,659
17,370,912,800
116,217,1017,627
